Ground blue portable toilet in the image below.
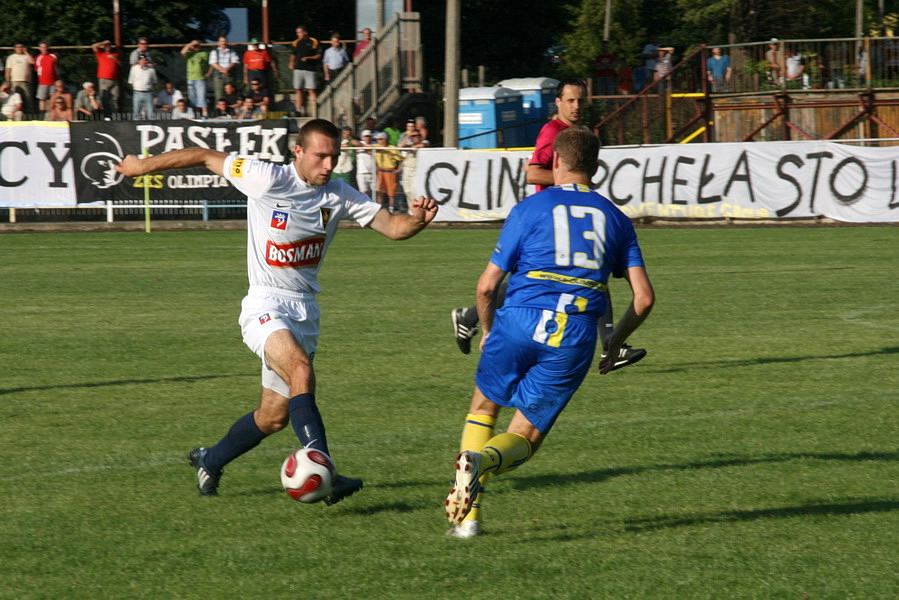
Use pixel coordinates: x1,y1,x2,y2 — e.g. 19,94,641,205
458,86,525,149
498,77,559,144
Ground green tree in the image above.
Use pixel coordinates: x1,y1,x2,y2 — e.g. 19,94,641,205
0,0,244,47
559,0,646,79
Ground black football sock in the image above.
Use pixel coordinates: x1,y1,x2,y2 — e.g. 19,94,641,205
598,292,615,348
289,393,331,455
205,411,267,473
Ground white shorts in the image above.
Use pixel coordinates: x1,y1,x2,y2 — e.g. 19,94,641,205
239,289,320,398
293,69,318,90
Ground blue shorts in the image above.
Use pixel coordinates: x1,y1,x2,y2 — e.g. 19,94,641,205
474,306,597,433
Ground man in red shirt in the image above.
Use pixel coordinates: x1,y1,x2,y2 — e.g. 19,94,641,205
354,28,373,59
452,78,648,372
34,42,59,112
242,39,278,90
91,40,121,114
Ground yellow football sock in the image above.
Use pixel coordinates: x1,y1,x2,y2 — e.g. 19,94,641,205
460,413,495,452
463,472,489,523
480,432,532,475
459,413,495,523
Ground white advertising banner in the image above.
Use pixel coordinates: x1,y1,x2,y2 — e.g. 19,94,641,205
0,122,75,207
415,141,899,223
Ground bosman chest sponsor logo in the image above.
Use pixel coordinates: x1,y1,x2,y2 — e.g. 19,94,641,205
265,237,325,268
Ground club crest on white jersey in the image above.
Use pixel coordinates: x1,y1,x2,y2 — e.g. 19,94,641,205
271,210,288,230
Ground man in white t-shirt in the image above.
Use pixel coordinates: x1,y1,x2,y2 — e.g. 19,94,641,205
0,80,24,120
355,129,375,197
116,119,438,504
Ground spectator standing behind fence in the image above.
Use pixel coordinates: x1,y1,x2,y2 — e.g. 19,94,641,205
323,35,350,84
74,81,103,120
785,48,807,89
128,54,157,120
130,38,154,66
91,40,121,114
374,131,404,213
242,39,271,90
34,42,59,113
383,118,402,146
355,129,375,197
0,81,24,121
332,126,356,185
155,81,183,117
415,115,429,142
47,95,73,121
638,38,659,91
706,47,732,93
354,27,373,59
181,40,209,117
593,41,618,95
48,79,73,112
765,38,782,85
5,43,34,114
399,122,428,205
654,46,675,93
289,26,321,117
207,36,239,105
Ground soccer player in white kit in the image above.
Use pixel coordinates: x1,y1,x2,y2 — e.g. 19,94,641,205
116,119,439,503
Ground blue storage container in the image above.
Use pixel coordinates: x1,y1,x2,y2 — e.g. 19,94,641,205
497,77,559,144
458,87,525,149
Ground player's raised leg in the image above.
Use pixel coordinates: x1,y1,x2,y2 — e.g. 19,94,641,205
445,431,532,525
598,291,647,371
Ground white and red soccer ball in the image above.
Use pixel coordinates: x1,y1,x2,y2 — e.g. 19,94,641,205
280,448,336,503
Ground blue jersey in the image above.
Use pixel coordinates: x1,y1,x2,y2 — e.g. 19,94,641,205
491,183,644,321
476,183,646,433
475,183,646,432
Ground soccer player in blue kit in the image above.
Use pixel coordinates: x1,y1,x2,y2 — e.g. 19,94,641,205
444,127,655,537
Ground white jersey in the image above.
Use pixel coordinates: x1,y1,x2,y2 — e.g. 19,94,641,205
223,154,381,296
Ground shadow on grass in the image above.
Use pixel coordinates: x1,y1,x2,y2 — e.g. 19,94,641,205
508,449,899,492
647,345,899,373
622,497,899,532
0,373,256,395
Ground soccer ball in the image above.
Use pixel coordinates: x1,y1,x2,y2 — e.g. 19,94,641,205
280,448,335,503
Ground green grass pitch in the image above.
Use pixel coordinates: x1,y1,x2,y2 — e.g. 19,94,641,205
1,225,897,599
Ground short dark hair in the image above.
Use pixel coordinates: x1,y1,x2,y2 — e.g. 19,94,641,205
555,77,587,99
553,126,599,176
296,119,340,148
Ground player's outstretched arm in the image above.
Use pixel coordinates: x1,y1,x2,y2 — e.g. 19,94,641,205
368,196,438,240
599,265,655,374
115,148,228,178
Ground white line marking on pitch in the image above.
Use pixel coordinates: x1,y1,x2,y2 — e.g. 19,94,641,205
842,306,899,331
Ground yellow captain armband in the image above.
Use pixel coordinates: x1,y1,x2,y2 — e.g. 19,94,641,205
231,158,245,178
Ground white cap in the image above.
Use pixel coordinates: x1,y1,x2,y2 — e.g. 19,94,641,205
361,129,372,137
375,132,388,139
